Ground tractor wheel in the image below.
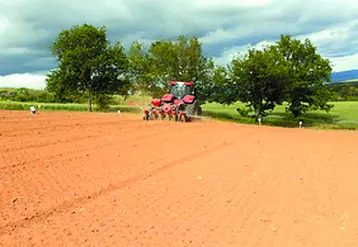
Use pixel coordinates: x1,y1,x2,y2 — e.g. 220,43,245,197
185,100,200,118
179,114,188,122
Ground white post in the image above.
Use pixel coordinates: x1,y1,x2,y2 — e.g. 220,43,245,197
298,120,303,128
117,110,121,116
29,106,36,114
258,117,262,126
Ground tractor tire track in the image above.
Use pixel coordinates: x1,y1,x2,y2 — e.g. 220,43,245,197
0,113,252,234
2,110,358,246
0,138,239,235
0,123,214,171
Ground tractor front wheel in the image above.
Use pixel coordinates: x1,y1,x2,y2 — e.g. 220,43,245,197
179,114,188,122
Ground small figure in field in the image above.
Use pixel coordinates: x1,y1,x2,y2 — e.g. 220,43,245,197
30,106,36,114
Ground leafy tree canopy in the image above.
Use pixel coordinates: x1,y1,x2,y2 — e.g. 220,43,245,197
128,35,214,101
47,23,129,111
230,46,289,117
212,34,335,118
276,34,334,118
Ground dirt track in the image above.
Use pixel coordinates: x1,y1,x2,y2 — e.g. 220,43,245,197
1,110,358,246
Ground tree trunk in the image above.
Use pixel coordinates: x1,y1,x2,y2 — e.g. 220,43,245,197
290,100,301,118
255,107,260,118
254,101,262,118
87,97,92,112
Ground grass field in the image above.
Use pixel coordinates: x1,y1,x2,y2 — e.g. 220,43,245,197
1,97,357,130
201,101,358,130
0,100,141,113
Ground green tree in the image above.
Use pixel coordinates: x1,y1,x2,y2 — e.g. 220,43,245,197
46,69,73,102
47,23,129,111
276,34,334,118
127,41,159,96
208,65,236,105
340,84,358,100
128,35,214,101
227,46,289,118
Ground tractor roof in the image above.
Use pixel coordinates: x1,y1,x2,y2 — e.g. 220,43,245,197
169,81,194,86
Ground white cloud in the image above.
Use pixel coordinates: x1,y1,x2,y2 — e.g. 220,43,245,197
214,40,275,65
330,53,358,72
192,0,273,8
0,17,10,36
0,73,47,89
295,20,358,58
1,47,36,56
214,21,358,72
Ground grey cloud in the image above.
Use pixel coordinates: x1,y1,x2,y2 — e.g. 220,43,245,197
1,0,358,77
0,54,56,75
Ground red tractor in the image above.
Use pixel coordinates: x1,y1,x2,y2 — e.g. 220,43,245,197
143,81,202,122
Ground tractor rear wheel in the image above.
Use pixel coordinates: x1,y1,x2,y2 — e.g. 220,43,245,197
185,100,200,117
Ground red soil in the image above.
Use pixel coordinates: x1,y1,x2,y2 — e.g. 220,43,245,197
1,110,358,246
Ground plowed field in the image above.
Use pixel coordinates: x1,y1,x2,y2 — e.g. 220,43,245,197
1,110,358,246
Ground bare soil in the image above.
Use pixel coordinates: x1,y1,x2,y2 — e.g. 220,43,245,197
1,110,358,246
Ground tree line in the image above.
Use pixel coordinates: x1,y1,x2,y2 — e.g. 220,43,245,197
14,23,349,118
2,83,355,105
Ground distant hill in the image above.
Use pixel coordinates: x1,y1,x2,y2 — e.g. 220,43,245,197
331,70,358,83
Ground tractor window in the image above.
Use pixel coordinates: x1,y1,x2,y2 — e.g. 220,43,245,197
169,83,194,99
184,86,194,95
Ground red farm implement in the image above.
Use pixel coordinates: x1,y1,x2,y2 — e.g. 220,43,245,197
143,81,202,122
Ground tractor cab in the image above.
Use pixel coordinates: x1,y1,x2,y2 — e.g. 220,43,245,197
168,81,195,100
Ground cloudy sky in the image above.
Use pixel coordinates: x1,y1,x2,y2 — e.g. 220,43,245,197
1,0,358,89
